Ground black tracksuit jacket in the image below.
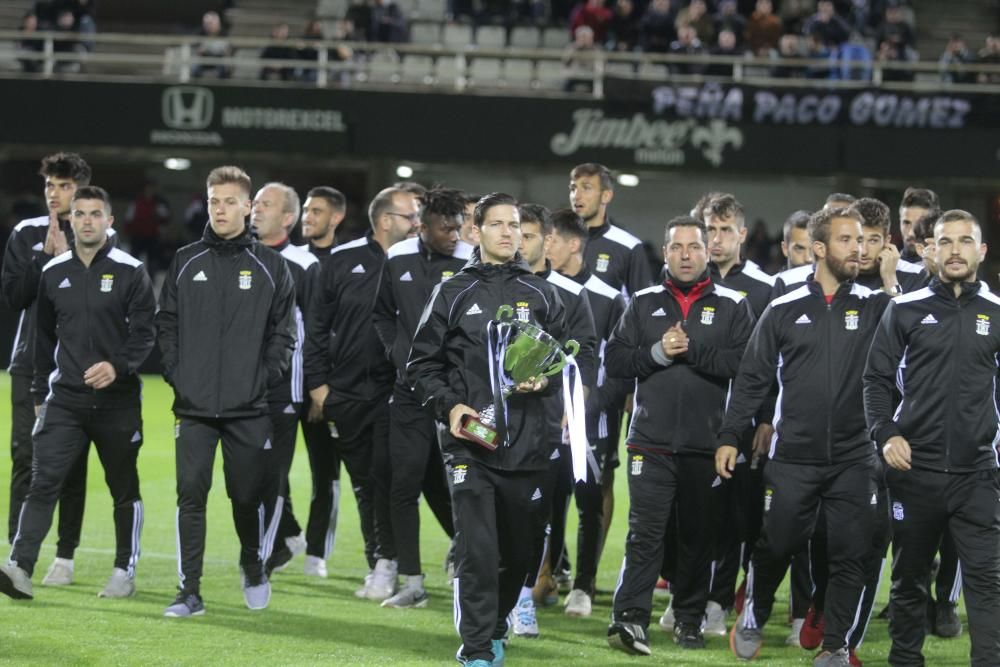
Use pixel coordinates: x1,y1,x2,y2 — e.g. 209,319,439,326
606,273,755,456
156,225,296,418
267,240,320,407
719,278,890,465
304,232,395,405
33,243,155,409
406,250,568,472
373,235,474,385
864,279,1000,473
584,217,653,296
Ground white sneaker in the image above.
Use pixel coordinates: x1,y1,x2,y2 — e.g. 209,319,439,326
303,555,327,578
366,558,398,602
98,568,135,599
381,576,429,609
0,561,33,599
702,600,728,636
786,617,805,647
658,603,675,632
564,589,592,617
354,570,374,598
285,533,307,557
509,596,539,638
42,558,74,586
241,571,271,611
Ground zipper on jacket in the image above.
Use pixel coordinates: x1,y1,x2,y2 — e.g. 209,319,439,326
825,300,833,465
944,296,961,472
84,262,97,407
214,255,228,417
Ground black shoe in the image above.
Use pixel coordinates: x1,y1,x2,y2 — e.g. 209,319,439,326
265,545,293,576
163,588,205,617
933,601,962,638
673,622,705,649
608,620,651,656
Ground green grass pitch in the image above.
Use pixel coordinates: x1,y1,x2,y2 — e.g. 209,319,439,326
0,374,973,665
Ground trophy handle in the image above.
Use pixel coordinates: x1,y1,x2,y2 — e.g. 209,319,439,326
541,339,579,377
495,304,514,321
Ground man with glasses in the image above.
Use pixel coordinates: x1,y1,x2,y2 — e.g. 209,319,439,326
304,186,417,600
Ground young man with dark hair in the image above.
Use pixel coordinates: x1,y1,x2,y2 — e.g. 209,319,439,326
865,210,1000,667
460,192,481,247
298,183,347,577
157,166,296,617
849,197,925,295
372,186,472,608
824,192,856,209
407,193,568,667
1,152,94,587
546,207,628,618
782,210,813,270
250,182,319,575
720,208,890,667
304,186,417,601
513,203,597,632
569,163,652,296
898,187,939,263
0,187,155,601
607,216,754,656
701,193,778,636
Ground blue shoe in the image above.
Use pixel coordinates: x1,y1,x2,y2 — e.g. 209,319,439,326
464,662,491,667
491,639,505,667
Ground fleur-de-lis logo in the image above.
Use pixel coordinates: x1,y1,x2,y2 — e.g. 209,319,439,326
691,120,743,167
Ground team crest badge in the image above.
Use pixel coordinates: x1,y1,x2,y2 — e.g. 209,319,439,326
630,455,643,476
100,273,114,293
239,270,252,290
452,464,468,485
441,270,454,281
845,310,859,331
892,501,904,521
700,306,715,326
596,253,610,273
976,314,991,336
515,301,530,323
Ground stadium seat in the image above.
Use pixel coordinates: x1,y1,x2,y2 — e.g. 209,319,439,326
443,24,474,48
541,26,570,49
469,56,502,84
509,26,540,49
410,22,442,45
401,54,434,83
419,0,448,20
504,58,534,85
475,25,507,48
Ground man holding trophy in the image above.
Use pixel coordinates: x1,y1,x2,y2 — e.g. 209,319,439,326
407,193,574,667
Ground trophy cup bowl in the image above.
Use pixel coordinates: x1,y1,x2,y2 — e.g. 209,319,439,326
459,305,580,450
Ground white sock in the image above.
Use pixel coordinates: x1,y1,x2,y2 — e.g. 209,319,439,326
53,557,74,568
406,574,425,590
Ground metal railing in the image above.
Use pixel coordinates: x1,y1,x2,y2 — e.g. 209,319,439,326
5,30,1000,97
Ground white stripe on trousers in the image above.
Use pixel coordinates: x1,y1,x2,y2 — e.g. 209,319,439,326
126,500,143,577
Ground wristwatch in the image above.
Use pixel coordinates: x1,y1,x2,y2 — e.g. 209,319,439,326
883,283,902,297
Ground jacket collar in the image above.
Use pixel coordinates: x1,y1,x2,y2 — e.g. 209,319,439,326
202,222,253,252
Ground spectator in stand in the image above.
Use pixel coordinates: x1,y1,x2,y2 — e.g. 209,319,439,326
802,0,851,47
19,11,44,73
564,25,601,92
371,0,408,43
773,32,805,77
570,0,614,45
804,28,835,78
53,0,96,50
675,0,715,46
746,0,783,54
298,19,352,82
51,8,86,73
707,29,741,76
607,0,640,52
875,1,915,51
192,10,232,79
779,0,813,35
260,23,298,81
345,0,372,40
124,180,171,274
639,0,677,53
876,38,916,82
939,34,974,84
669,25,706,75
977,35,1000,84
714,0,746,48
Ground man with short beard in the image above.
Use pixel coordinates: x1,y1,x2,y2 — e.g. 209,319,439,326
372,187,472,608
297,185,347,577
720,208,890,667
897,187,939,263
849,197,924,295
569,163,652,296
865,210,1000,667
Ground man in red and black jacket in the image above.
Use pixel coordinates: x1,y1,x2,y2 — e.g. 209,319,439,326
605,215,754,656
718,207,890,666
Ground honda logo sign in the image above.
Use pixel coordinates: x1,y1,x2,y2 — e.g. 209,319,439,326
162,87,214,130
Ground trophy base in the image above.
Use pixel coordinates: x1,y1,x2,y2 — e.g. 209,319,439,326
458,414,499,451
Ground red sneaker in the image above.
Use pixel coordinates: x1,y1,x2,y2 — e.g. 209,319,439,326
799,604,825,650
734,578,747,615
848,649,863,667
